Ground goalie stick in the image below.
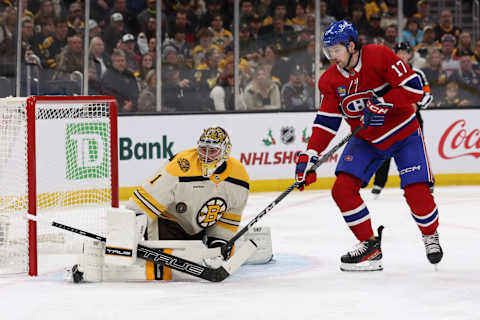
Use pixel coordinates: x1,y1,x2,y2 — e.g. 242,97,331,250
25,214,257,282
221,126,362,258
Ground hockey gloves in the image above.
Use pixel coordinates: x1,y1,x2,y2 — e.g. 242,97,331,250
295,150,319,191
363,95,393,128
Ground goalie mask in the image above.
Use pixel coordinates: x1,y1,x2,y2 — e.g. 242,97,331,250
197,126,232,177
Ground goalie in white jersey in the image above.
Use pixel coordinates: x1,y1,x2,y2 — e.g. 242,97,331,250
67,126,260,282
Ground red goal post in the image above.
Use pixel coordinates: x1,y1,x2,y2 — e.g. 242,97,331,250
0,96,118,276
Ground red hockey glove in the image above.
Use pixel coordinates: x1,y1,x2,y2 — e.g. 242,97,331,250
363,95,393,128
295,150,319,191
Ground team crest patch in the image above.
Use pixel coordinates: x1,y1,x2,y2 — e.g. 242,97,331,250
177,158,190,172
196,197,227,228
176,202,187,213
336,86,347,98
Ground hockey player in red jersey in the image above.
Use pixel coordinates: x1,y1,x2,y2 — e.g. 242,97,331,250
295,20,443,271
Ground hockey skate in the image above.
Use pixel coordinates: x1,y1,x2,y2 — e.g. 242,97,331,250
422,231,443,264
340,226,384,271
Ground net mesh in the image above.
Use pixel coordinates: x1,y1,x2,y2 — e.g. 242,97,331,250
0,97,115,275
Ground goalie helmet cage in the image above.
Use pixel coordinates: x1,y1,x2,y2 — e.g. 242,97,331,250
0,96,118,276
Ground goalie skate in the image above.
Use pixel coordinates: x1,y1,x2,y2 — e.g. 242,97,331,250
340,226,384,272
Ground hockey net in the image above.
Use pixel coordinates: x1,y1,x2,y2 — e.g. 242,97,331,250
0,96,118,276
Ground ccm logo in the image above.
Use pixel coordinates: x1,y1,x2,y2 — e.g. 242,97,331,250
368,105,388,114
138,247,205,275
399,165,421,175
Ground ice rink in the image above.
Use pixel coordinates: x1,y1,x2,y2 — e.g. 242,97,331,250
1,186,479,320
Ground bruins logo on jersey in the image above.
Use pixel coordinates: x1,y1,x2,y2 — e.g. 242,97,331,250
177,158,190,172
196,197,227,228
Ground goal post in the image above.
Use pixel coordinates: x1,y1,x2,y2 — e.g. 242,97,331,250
0,96,118,276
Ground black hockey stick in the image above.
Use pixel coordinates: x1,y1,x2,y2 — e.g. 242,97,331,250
221,125,362,258
26,214,256,282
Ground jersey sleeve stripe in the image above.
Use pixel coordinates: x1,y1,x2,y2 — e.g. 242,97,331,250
372,82,392,97
313,113,342,133
222,212,242,222
215,221,239,232
313,123,337,135
225,177,250,190
133,187,174,221
371,113,416,144
218,218,240,226
400,74,424,94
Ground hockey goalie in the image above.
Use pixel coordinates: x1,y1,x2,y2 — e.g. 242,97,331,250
66,126,273,282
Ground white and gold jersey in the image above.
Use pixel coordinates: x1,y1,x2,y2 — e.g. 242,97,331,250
125,148,250,242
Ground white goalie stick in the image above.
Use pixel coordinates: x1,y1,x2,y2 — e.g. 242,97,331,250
25,214,257,282
221,126,362,258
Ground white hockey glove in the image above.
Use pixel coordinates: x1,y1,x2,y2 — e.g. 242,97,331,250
417,92,433,109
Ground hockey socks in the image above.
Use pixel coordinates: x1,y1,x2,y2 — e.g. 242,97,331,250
403,183,439,236
332,173,373,242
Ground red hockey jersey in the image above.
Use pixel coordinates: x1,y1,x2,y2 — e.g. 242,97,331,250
308,44,424,153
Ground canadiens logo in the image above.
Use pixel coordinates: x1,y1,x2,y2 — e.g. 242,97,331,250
340,91,372,119
336,86,347,98
196,197,227,228
177,158,190,172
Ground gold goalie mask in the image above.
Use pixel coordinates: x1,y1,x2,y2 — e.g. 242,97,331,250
197,126,232,177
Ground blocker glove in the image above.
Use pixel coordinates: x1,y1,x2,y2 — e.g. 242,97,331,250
295,150,319,191
363,95,393,128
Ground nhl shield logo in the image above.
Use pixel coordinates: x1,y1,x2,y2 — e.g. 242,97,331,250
280,126,295,145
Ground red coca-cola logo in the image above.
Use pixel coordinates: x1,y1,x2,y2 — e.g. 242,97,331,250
438,120,480,159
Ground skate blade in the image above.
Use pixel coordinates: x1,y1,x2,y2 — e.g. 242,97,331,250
340,260,383,272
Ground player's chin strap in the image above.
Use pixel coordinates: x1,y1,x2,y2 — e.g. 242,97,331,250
220,125,362,259
342,44,359,75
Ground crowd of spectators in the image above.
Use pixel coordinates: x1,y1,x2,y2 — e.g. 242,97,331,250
0,0,479,112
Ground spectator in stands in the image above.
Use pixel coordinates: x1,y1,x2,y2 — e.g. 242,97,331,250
53,34,83,81
383,24,397,50
138,52,154,90
88,19,102,39
261,2,294,32
162,26,192,66
244,63,281,110
210,57,245,111
262,45,290,86
402,17,423,48
90,0,110,27
191,27,221,68
449,54,480,103
414,24,440,59
281,63,314,111
440,33,461,78
291,2,308,32
118,33,140,75
168,10,195,45
248,14,263,43
142,17,157,42
138,69,157,112
423,49,448,106
364,0,387,21
347,2,369,35
319,1,336,31
137,0,158,34
101,49,139,113
194,48,221,95
239,0,255,25
453,32,474,59
199,0,222,28
66,2,84,36
261,16,297,56
364,14,384,44
32,17,55,55
438,80,470,107
434,9,461,42
89,36,110,81
108,0,137,34
148,37,156,55
380,0,397,30
36,17,68,74
162,67,191,112
413,0,434,29
239,23,260,63
34,0,56,27
209,14,232,52
104,12,127,54
88,67,103,95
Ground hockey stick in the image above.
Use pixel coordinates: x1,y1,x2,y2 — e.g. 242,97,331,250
25,214,257,282
221,125,362,258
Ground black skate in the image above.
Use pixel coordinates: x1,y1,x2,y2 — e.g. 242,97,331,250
340,226,384,271
371,185,383,199
64,264,84,283
422,231,443,264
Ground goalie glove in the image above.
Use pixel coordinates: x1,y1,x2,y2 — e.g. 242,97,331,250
295,149,319,191
363,95,393,128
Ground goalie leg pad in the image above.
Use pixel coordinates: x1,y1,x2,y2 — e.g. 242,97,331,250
240,226,273,264
66,240,105,283
105,208,138,266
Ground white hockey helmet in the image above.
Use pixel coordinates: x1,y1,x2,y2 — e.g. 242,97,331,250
197,126,232,177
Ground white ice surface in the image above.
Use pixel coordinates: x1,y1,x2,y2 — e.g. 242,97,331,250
1,186,479,320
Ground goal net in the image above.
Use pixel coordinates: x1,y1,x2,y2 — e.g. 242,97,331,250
0,96,118,276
